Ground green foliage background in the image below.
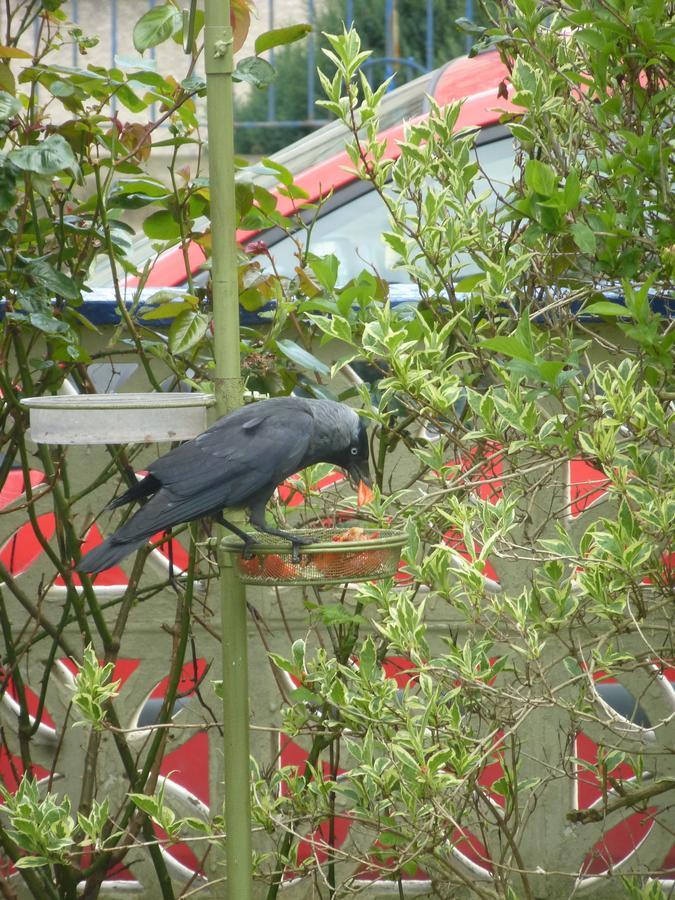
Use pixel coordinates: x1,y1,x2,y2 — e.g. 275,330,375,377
0,0,672,898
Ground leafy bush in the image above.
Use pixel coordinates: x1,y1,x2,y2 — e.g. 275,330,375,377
244,7,674,897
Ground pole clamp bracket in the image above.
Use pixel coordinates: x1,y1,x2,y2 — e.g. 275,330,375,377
205,24,234,75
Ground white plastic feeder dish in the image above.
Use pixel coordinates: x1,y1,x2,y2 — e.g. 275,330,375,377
20,393,214,445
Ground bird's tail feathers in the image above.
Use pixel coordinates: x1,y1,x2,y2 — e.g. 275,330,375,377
76,536,141,574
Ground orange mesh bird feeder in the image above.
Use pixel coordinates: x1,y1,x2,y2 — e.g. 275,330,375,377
221,526,405,586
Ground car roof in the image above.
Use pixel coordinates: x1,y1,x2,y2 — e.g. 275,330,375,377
429,49,510,106
111,50,514,289
244,64,445,190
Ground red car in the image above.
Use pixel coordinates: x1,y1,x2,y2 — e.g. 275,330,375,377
89,49,515,296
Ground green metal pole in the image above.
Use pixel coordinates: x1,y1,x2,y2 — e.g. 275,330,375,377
203,2,252,898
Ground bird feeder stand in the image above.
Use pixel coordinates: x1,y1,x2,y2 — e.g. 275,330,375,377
19,4,403,897
203,1,254,898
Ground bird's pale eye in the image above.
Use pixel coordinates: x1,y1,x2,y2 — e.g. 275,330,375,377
350,446,359,456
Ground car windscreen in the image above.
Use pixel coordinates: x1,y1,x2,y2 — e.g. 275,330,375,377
257,130,515,285
88,67,441,287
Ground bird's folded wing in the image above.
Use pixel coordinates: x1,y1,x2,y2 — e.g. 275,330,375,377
147,406,315,505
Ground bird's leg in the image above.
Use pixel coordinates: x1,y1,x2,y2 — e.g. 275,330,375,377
257,526,312,564
213,513,259,559
248,508,312,564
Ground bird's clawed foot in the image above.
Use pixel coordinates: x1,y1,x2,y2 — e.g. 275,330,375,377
290,536,313,564
243,536,307,563
214,514,259,558
241,538,260,561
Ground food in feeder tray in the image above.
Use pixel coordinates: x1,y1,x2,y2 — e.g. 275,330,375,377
329,527,374,541
314,527,385,577
234,526,392,583
237,552,297,580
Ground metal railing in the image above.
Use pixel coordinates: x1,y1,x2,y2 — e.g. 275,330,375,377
59,0,475,133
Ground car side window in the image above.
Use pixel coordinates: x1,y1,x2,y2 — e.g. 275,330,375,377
263,135,515,286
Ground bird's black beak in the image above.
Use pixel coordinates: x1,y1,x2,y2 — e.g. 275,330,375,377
348,459,372,489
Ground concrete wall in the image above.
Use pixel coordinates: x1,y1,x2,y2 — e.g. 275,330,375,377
1,320,673,897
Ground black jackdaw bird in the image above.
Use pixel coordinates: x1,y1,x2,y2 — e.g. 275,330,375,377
76,396,371,573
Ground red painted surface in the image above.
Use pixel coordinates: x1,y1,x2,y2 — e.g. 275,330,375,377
111,658,141,687
54,524,128,587
279,736,350,875
149,658,208,700
580,809,658,877
0,670,56,731
443,528,500,583
0,467,54,579
403,443,504,587
0,469,45,510
154,824,206,876
655,664,675,683
431,51,511,107
128,239,206,288
568,458,610,518
451,826,493,874
643,551,675,587
0,746,50,796
159,731,210,808
443,442,504,505
573,667,674,878
0,512,56,576
148,733,211,878
381,656,419,689
656,842,675,879
575,732,640,810
150,531,191,572
478,739,507,810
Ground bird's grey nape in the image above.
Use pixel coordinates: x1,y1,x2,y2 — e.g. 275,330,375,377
308,399,359,454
